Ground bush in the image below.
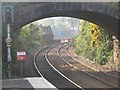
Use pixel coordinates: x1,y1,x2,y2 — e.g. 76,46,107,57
73,20,113,65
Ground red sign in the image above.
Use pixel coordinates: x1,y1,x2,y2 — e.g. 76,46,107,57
16,51,26,61
61,39,69,43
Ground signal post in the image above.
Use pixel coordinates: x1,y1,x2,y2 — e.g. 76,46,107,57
4,6,14,79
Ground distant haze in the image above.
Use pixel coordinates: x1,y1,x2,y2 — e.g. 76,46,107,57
35,17,80,40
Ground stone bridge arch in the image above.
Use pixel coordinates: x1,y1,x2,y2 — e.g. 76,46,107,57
3,2,120,39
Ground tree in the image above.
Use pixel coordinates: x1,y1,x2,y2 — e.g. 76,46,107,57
73,20,113,65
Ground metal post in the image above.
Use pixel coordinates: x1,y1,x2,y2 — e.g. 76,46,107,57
4,6,14,79
7,24,11,79
8,62,11,79
3,6,13,79
20,61,23,78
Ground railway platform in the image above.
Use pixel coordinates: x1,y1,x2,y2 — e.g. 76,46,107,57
2,77,57,90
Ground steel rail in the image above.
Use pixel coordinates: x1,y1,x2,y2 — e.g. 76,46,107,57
57,44,118,88
34,45,52,77
33,44,60,77
33,43,83,89
44,46,84,90
65,45,119,79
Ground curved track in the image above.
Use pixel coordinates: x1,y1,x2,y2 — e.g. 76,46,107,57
34,44,83,90
58,44,119,88
66,45,119,78
34,43,119,89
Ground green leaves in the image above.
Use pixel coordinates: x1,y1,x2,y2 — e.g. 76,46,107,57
18,23,45,50
73,20,113,65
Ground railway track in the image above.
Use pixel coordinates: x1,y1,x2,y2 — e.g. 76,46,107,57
65,45,120,79
33,44,83,90
34,43,119,89
66,45,119,78
46,44,114,88
57,44,119,88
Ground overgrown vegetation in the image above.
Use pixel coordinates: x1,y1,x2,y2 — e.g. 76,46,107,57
73,20,113,65
3,17,80,78
3,22,45,78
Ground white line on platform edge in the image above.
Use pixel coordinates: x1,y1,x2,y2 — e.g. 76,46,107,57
26,77,56,88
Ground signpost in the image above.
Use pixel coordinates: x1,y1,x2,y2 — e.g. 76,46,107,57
16,51,26,61
16,51,26,78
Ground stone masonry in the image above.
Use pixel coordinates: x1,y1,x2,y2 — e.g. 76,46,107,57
112,36,120,70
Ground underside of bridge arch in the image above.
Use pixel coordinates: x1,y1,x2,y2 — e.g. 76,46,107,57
6,2,119,40
14,11,119,39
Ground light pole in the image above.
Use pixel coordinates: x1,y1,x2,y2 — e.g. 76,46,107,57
5,6,13,79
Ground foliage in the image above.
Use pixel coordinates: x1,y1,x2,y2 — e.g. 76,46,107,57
73,20,113,65
37,17,80,31
18,23,45,51
2,25,9,78
2,22,46,79
88,23,101,47
37,17,80,39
